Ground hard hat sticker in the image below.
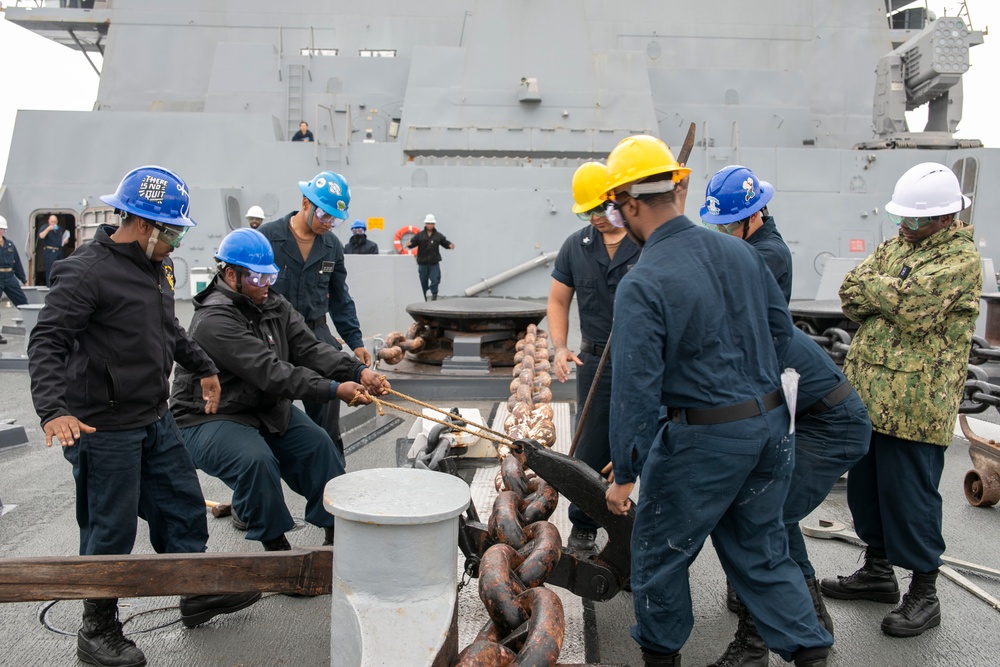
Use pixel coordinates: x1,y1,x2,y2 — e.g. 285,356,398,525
705,196,721,216
742,178,755,202
315,177,327,188
329,182,342,196
138,176,169,204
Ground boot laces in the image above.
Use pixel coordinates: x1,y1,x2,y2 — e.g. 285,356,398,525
93,614,139,653
840,551,882,584
713,617,758,667
893,578,932,619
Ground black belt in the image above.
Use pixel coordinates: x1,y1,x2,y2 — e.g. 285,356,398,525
306,318,326,329
579,339,606,356
804,381,854,416
669,388,784,426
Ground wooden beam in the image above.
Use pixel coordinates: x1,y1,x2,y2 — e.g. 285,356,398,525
0,549,332,602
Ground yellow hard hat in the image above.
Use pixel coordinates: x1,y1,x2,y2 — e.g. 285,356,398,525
605,135,691,193
571,162,610,214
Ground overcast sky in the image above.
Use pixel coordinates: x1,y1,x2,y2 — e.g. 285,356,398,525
0,2,997,184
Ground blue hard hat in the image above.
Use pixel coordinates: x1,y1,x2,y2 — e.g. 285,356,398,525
298,171,350,220
100,165,197,227
700,165,774,225
351,219,366,231
215,228,280,274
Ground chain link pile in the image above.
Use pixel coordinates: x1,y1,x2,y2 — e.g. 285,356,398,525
375,322,428,365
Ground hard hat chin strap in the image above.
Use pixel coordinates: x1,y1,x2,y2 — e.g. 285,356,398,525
145,230,159,259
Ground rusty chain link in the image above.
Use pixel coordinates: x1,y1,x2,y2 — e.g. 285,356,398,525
455,454,565,666
456,324,565,666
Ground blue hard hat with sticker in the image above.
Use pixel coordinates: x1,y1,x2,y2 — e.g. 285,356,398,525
700,165,774,225
100,165,197,227
215,228,280,274
299,171,351,220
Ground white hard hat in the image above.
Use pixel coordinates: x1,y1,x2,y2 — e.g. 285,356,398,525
885,162,971,218
245,205,265,219
423,214,437,224
0,215,7,230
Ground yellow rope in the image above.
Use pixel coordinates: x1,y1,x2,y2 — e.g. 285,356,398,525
350,388,513,446
386,388,514,442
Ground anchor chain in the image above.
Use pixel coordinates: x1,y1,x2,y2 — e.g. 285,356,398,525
455,453,565,666
456,324,565,666
795,322,853,363
960,365,1000,414
375,325,428,366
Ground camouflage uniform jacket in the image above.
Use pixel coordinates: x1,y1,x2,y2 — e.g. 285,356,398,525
840,221,981,446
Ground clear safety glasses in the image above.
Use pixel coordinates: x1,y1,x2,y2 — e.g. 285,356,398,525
702,220,745,236
313,205,340,226
575,205,607,222
887,212,938,230
154,224,188,249
242,270,278,287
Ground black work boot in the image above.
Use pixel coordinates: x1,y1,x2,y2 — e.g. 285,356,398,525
231,508,248,531
805,576,834,635
567,526,597,554
0,333,7,344
179,592,261,628
725,578,740,613
642,648,682,666
323,525,335,546
881,570,941,637
262,534,291,551
707,602,768,667
77,598,146,667
792,646,829,667
819,547,900,603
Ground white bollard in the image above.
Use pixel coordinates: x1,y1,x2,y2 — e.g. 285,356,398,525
324,468,470,667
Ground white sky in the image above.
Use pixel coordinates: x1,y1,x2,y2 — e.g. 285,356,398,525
0,2,997,184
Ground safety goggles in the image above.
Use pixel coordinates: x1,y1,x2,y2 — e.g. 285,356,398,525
575,205,608,222
887,212,938,230
702,220,746,236
351,227,366,235
242,270,278,287
313,205,340,226
153,223,188,249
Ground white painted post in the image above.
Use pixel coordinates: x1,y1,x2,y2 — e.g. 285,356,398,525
324,468,470,667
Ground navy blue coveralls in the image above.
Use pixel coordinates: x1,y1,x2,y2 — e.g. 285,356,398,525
745,215,871,580
39,225,64,287
171,278,365,543
27,225,217,557
783,328,871,578
551,225,639,530
746,215,793,303
0,235,28,308
259,213,365,462
609,216,830,659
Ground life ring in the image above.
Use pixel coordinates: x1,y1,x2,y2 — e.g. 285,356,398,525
393,225,420,255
